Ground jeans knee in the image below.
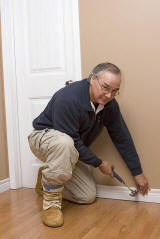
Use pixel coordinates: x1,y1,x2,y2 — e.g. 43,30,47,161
78,190,96,204
85,190,96,204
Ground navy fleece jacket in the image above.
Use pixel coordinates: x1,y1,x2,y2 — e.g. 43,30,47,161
33,79,142,176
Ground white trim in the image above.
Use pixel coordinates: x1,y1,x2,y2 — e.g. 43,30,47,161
71,0,82,81
96,184,160,204
0,0,22,189
0,178,10,193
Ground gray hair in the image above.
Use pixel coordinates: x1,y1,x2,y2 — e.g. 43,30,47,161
89,62,121,79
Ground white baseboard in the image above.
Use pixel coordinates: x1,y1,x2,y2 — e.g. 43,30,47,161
0,180,159,203
96,184,160,204
0,178,10,193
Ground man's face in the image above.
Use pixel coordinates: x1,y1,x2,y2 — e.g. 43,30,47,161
89,71,121,105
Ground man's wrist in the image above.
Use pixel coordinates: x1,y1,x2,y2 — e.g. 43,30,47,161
98,160,104,168
131,168,143,176
97,159,103,167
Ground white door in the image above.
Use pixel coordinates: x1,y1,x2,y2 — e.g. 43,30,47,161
1,0,81,188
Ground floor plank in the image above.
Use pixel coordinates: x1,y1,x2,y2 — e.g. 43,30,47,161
0,188,160,239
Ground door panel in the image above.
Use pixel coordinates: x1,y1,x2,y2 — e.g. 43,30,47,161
12,0,81,187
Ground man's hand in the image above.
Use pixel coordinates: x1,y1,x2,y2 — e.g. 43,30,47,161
99,161,115,177
134,173,150,195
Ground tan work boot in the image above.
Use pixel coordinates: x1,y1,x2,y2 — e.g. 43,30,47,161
42,205,63,227
42,185,64,227
35,166,44,196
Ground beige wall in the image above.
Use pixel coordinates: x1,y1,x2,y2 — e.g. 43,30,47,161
79,0,160,188
1,1,160,187
0,21,9,180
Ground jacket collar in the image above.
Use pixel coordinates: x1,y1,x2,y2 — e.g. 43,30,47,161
82,78,94,112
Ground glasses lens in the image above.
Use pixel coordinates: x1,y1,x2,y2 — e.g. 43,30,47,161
96,76,120,96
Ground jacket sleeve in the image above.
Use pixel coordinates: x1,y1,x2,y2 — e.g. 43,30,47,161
104,99,143,176
52,99,102,167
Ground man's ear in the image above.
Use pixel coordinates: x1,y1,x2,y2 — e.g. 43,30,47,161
90,76,94,85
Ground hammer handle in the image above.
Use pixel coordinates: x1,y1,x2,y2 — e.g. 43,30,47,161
113,170,125,184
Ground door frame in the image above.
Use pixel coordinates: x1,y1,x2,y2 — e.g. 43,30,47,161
0,0,82,189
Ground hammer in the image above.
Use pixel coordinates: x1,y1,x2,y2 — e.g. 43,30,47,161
113,170,138,197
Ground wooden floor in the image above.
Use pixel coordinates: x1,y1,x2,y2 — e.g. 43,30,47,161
0,188,160,239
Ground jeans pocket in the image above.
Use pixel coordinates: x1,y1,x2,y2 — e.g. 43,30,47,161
28,129,49,162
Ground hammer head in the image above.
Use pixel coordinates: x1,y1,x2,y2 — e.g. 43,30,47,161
129,189,138,197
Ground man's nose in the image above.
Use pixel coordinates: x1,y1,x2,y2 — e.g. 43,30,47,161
105,92,112,98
